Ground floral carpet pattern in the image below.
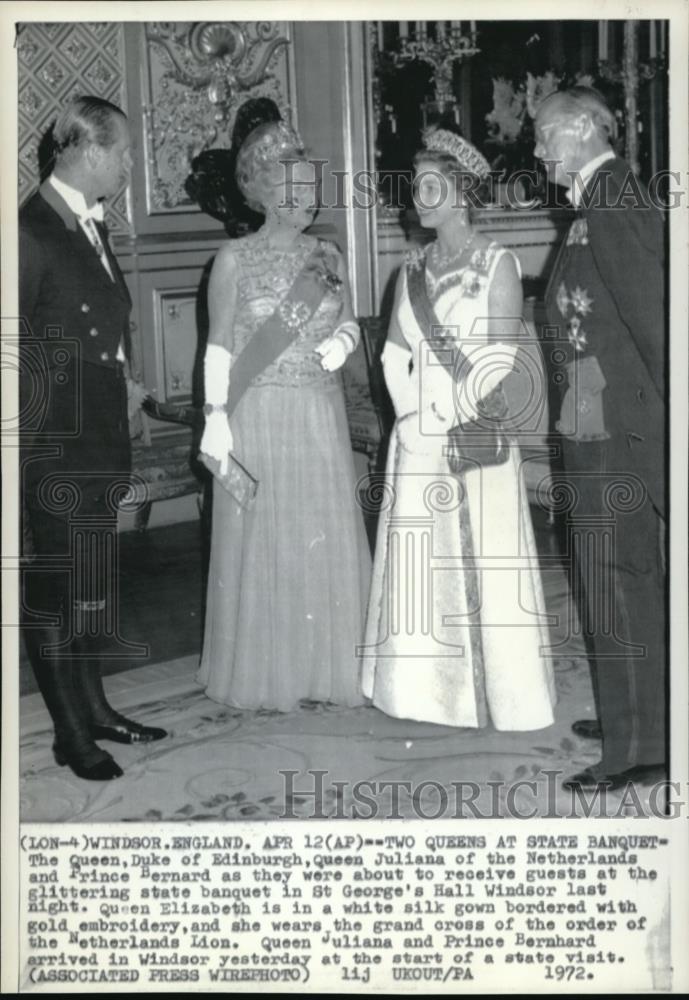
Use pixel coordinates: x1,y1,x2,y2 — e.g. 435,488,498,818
19,560,665,821
20,653,659,822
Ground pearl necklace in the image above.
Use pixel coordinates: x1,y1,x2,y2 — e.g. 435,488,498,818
429,230,477,269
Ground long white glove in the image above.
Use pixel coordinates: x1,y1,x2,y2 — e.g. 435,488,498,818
315,320,360,372
381,340,417,418
200,343,233,476
419,341,519,427
382,340,441,455
556,355,610,441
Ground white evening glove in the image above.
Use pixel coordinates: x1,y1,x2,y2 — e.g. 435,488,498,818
381,340,417,418
200,343,233,476
419,341,519,428
382,340,440,455
315,320,360,372
556,355,610,441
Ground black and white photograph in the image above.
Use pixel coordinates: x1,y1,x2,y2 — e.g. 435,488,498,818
1,0,687,993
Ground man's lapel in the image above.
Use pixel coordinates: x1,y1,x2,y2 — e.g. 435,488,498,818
38,180,130,304
96,220,132,307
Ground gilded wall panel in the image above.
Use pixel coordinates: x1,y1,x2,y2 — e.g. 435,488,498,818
141,21,294,215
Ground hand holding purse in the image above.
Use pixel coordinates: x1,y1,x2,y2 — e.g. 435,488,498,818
197,450,258,510
445,383,511,475
406,254,513,477
199,342,259,509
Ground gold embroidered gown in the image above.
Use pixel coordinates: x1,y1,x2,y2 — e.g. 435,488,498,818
197,235,371,710
362,242,556,730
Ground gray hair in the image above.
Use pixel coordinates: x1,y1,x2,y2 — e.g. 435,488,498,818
537,86,617,142
53,95,126,156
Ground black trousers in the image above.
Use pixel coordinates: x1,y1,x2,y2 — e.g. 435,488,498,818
21,362,130,634
22,502,118,618
562,439,667,773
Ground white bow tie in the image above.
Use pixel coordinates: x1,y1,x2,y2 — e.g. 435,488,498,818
79,203,105,224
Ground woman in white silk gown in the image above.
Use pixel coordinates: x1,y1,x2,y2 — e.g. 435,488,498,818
362,129,556,731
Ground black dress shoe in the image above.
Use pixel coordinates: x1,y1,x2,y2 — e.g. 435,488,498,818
90,718,167,744
618,763,667,786
562,767,629,792
571,719,602,739
24,622,124,782
564,764,667,793
74,658,168,744
54,744,123,781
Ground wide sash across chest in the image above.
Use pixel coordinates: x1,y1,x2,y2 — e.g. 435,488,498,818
226,241,343,417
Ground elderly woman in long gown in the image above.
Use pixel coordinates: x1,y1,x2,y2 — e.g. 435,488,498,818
197,104,371,711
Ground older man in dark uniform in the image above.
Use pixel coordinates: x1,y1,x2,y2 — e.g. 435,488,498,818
535,87,666,791
20,96,166,781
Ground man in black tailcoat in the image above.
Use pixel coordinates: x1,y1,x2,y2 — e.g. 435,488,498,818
535,87,666,791
20,96,166,781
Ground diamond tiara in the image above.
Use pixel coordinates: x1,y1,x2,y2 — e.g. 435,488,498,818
422,128,491,179
243,121,305,166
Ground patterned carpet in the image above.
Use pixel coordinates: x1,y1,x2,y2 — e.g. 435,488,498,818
20,652,597,822
19,560,665,821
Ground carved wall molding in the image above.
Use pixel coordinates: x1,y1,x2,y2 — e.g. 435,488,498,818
142,21,294,214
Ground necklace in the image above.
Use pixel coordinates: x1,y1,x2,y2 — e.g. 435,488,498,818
252,226,310,256
430,230,477,269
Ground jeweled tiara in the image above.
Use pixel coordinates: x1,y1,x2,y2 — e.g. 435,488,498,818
244,121,305,165
422,128,491,179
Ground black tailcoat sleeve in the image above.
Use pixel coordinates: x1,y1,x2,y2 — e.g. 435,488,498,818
19,183,133,516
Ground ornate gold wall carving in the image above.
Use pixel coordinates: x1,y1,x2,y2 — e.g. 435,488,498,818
142,21,294,213
17,21,294,230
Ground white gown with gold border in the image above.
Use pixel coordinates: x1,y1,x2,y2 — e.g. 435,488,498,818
362,243,556,731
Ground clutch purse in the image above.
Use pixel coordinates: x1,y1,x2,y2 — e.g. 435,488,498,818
198,451,258,510
446,384,511,475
